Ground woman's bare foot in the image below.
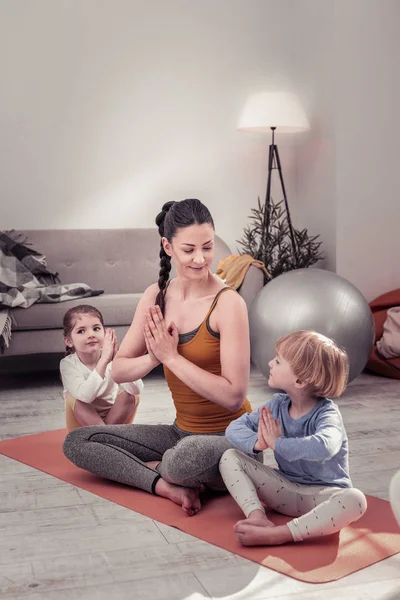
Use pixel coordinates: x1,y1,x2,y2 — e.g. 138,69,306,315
146,461,161,470
234,522,293,546
245,509,276,528
155,478,201,516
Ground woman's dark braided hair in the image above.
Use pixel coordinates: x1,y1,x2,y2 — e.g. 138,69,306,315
155,199,214,315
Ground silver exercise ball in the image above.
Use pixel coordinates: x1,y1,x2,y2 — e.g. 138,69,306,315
249,268,375,383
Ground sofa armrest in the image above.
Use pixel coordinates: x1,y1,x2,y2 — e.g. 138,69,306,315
237,265,265,313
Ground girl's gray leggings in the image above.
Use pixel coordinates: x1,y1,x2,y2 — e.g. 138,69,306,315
63,422,241,494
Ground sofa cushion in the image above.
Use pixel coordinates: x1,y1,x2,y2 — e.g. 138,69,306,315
12,293,141,331
18,229,232,294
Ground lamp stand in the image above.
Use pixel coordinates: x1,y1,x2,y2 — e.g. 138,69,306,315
263,127,298,265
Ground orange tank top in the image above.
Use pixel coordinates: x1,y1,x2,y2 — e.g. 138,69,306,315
163,287,252,433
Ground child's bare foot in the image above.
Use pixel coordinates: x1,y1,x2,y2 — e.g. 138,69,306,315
155,478,201,516
234,523,293,546
245,509,276,528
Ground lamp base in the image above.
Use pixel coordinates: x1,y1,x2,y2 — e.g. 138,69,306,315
263,128,298,264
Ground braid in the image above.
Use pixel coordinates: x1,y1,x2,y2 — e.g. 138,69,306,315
155,245,171,316
155,202,175,316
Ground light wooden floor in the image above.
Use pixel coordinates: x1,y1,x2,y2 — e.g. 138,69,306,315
1,367,400,600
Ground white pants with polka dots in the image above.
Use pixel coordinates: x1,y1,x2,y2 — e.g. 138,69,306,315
219,448,367,542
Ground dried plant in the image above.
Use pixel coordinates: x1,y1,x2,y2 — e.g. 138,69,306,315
237,197,324,282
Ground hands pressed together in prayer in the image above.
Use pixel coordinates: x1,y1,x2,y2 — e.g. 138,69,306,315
100,328,117,363
254,406,283,452
144,306,179,367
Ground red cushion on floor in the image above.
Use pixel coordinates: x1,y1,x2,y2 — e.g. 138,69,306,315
366,348,400,379
366,288,400,380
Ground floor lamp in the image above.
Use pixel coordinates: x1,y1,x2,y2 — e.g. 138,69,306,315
237,92,310,265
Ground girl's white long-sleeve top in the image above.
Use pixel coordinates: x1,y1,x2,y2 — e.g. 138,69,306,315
60,352,144,413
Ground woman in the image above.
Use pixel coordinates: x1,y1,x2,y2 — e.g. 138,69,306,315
63,198,254,516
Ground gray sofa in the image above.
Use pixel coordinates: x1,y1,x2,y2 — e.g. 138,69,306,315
1,229,263,370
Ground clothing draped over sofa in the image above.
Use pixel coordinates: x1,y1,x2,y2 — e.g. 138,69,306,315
0,231,103,353
216,254,270,290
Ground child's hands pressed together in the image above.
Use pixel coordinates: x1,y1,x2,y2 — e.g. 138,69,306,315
100,328,117,363
260,406,283,450
254,409,270,452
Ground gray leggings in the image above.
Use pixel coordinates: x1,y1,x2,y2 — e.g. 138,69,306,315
63,422,235,494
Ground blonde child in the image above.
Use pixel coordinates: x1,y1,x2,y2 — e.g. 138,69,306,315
60,305,143,431
219,330,367,546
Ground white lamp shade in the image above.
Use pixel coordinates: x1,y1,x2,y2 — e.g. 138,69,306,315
238,92,310,133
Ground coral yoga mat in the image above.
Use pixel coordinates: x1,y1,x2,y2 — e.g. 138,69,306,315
1,429,399,583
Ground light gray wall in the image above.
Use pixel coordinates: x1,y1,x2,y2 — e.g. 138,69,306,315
0,0,293,253
2,0,399,300
288,0,400,300
334,0,400,301
288,0,336,272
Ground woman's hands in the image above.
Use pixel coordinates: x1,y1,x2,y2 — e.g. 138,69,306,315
253,406,283,452
144,306,179,366
144,331,160,367
101,328,117,363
